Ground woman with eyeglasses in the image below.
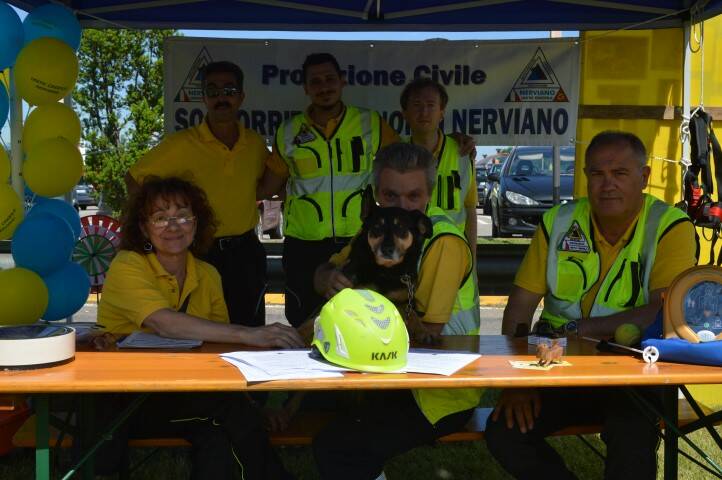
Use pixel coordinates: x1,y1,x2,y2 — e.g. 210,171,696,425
95,175,299,479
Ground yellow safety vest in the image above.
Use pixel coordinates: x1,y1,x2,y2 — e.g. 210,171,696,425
275,106,381,240
541,194,691,328
413,206,482,425
405,132,473,230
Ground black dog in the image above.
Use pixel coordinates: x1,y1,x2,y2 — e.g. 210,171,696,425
341,202,432,303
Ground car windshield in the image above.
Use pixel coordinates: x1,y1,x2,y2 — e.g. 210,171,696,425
508,147,575,177
476,169,487,181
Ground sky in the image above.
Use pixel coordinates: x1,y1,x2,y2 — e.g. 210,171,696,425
2,5,576,158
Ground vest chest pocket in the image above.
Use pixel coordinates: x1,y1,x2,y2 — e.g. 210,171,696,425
335,136,366,174
292,146,323,176
555,253,599,301
435,171,462,212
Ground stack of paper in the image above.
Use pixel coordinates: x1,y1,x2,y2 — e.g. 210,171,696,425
117,331,202,349
221,350,349,381
220,349,481,382
406,349,481,375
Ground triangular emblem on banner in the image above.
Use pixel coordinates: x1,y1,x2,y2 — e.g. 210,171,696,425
559,220,590,253
174,47,213,102
505,47,568,103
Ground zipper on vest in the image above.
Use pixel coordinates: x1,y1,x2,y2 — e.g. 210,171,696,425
328,140,336,238
565,256,587,290
603,259,626,303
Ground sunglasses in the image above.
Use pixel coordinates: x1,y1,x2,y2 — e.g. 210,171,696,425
204,86,241,98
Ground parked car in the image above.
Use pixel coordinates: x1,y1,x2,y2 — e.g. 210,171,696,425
475,168,488,209
488,146,575,237
72,183,97,210
482,162,504,215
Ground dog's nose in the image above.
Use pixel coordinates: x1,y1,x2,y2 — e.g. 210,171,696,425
381,245,395,257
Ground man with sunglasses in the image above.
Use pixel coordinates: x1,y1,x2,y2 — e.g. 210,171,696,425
127,61,270,328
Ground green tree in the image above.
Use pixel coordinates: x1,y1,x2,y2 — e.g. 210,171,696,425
74,29,177,213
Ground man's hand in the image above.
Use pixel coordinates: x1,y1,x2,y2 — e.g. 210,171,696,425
449,132,477,160
491,388,541,433
316,266,353,299
405,310,441,345
243,323,304,349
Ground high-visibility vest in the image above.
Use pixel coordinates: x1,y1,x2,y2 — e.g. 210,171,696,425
541,194,691,328
413,206,482,425
405,132,473,230
275,106,381,240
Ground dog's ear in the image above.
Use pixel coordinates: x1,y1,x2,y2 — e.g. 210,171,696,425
360,185,378,221
412,211,433,239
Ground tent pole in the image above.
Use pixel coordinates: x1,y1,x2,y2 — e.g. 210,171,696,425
553,144,560,205
9,74,23,199
681,21,691,203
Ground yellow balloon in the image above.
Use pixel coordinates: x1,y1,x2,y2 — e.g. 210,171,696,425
0,267,49,326
0,147,9,182
13,37,78,106
23,137,83,197
0,183,23,240
23,103,81,152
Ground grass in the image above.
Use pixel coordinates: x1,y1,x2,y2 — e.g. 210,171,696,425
2,428,721,479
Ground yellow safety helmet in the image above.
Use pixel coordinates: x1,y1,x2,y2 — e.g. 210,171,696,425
312,288,409,372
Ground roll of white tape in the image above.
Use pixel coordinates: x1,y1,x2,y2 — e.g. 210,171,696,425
0,325,75,369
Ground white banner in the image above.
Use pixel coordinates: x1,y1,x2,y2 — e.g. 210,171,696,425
164,37,580,146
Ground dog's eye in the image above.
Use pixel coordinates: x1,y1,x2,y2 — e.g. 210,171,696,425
369,226,384,237
393,226,410,239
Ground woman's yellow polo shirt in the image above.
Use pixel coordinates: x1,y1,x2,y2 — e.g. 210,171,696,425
98,250,229,334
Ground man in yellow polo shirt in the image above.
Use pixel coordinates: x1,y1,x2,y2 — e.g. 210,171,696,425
257,53,400,327
127,61,269,327
486,131,697,479
311,143,481,479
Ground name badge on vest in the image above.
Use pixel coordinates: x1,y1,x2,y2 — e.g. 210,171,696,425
293,124,316,145
558,220,591,253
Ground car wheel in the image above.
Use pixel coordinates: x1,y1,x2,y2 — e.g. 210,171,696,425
483,198,491,216
491,206,500,237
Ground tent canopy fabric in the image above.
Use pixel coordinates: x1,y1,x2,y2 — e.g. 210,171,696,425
7,1,722,31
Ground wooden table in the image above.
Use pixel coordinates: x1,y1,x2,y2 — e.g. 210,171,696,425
2,336,722,479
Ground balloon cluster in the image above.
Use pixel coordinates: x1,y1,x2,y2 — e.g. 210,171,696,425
0,3,89,325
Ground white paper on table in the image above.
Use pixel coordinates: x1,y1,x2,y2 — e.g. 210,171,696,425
220,349,349,381
117,331,202,349
405,349,481,376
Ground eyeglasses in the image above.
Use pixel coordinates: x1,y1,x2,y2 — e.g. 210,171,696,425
148,214,196,229
204,86,240,98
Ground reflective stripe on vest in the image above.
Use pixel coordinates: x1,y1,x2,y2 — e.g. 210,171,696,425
421,206,480,335
276,106,381,240
413,205,482,425
405,133,472,230
541,194,690,328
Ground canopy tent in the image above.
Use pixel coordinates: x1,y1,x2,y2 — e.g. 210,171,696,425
6,0,722,31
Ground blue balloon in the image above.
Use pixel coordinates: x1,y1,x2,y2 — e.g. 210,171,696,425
0,1,24,69
0,85,7,130
23,3,81,51
28,198,81,239
41,261,90,321
11,212,74,276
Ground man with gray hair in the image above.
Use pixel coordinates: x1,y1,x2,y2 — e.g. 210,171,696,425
312,142,481,479
486,130,697,479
